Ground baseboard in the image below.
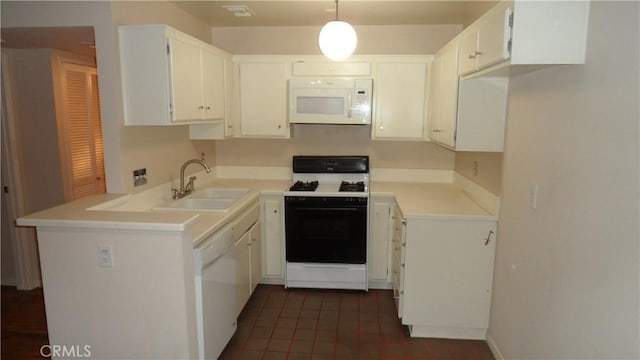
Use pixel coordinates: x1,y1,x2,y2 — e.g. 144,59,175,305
1,276,17,287
486,333,504,360
368,280,393,290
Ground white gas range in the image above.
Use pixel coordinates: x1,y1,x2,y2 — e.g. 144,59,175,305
283,156,370,291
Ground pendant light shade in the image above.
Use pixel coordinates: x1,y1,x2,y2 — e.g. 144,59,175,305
318,0,357,61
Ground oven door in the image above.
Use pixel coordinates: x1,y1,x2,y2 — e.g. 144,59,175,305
285,196,367,264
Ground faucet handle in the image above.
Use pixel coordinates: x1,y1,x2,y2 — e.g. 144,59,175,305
185,176,197,194
171,188,180,200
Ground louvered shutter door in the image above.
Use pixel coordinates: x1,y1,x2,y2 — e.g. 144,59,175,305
61,63,106,199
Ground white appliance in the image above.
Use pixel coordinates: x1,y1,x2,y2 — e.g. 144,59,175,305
193,223,236,359
284,156,370,291
288,78,373,125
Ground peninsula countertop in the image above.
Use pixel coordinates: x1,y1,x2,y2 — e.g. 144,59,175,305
17,177,497,245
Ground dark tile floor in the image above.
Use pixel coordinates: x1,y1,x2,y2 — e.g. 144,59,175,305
1,284,494,360
220,285,495,360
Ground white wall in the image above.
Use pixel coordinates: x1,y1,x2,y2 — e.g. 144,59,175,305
488,2,639,358
215,124,455,170
212,24,461,55
1,1,216,195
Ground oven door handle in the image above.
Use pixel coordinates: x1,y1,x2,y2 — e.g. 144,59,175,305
302,263,351,269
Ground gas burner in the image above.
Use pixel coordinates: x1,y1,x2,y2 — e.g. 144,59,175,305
339,181,365,192
289,181,319,192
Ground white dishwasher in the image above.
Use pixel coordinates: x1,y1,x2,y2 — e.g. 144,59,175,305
193,223,236,360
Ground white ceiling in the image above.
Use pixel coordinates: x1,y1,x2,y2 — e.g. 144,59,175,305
170,0,497,27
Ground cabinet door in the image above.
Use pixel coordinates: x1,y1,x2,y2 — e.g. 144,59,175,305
224,57,235,137
436,43,459,148
239,62,289,137
201,48,225,121
370,201,391,282
235,232,251,317
402,219,497,333
168,36,203,122
428,43,459,148
457,30,479,75
476,5,511,69
249,221,262,292
373,62,427,140
262,198,283,279
391,205,406,319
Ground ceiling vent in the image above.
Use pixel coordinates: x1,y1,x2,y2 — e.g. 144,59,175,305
222,5,255,17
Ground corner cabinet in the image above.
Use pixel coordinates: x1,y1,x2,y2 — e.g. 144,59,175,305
428,42,508,152
119,25,231,126
372,57,430,141
427,42,459,148
457,0,590,77
400,217,497,339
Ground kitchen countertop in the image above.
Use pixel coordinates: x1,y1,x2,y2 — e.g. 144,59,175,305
371,181,495,220
16,177,496,246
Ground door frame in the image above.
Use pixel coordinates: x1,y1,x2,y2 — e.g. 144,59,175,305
1,51,42,290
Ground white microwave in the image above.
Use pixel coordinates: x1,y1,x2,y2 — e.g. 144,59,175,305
288,78,373,125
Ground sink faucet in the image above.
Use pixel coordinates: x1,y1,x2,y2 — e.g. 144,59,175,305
173,159,211,199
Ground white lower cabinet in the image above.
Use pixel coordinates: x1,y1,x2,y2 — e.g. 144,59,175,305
369,197,393,287
234,231,251,317
261,195,285,282
390,204,406,318
400,217,497,339
249,221,262,293
235,221,262,317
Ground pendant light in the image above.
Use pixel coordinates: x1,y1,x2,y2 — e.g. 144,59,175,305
318,0,357,61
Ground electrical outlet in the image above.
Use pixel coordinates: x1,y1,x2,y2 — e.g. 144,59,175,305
133,168,147,187
98,244,114,268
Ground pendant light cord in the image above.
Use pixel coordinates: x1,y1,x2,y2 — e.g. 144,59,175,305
335,0,339,21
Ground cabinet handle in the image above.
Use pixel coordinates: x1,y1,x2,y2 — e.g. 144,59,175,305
273,210,278,214
198,105,205,110
432,129,441,133
468,51,483,59
277,125,282,129
484,230,494,246
205,106,211,110
401,219,407,225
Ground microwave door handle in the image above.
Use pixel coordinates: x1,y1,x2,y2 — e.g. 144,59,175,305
347,92,353,118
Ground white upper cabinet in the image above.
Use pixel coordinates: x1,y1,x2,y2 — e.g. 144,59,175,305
372,57,430,140
428,42,459,148
119,25,230,126
458,4,512,76
457,0,590,77
428,41,508,152
235,60,290,138
201,48,226,121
